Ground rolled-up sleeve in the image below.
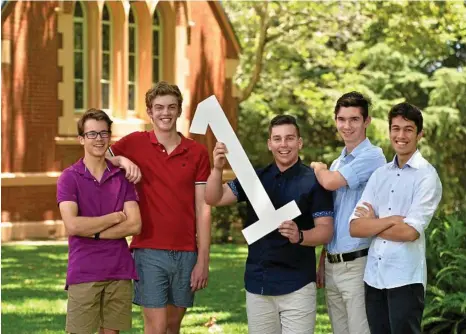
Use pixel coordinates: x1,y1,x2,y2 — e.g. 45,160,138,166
339,150,386,190
404,171,443,235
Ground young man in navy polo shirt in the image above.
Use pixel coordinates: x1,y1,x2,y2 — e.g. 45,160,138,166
57,108,141,334
108,82,211,334
205,115,334,334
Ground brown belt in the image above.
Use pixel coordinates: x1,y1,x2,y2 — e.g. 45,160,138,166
327,248,369,264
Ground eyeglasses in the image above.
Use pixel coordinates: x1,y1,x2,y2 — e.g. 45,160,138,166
82,131,111,139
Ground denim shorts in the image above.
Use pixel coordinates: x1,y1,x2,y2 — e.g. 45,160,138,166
133,248,197,308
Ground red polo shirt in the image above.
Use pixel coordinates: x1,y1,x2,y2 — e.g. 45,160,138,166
110,131,211,251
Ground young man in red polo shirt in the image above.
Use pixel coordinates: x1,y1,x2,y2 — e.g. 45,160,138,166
108,82,211,334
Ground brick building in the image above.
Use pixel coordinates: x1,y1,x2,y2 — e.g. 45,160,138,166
1,0,240,241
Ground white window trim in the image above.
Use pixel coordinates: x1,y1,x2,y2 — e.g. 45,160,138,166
152,9,163,85
128,6,138,116
73,1,87,114
101,3,112,115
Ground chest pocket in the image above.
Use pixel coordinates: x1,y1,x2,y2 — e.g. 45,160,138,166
175,156,197,187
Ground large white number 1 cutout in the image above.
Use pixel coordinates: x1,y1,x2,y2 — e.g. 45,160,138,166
189,95,301,245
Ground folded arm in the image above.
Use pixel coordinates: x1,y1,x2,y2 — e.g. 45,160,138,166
350,215,401,238
99,201,141,239
59,201,125,237
378,173,442,242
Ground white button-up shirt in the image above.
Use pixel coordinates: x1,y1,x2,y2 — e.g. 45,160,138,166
350,150,442,289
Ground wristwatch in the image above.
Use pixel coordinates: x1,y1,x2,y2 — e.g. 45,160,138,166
298,230,304,244
94,232,100,240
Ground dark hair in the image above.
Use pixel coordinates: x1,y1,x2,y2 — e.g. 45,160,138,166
388,102,423,134
145,81,183,110
334,91,371,120
77,108,113,136
269,115,300,137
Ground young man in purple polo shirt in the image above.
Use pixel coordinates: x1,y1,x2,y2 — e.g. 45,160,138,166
57,108,141,334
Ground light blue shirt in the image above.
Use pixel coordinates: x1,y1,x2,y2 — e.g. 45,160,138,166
327,138,386,254
350,150,442,289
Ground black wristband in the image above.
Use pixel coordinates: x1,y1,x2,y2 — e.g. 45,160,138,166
94,232,100,240
298,230,304,244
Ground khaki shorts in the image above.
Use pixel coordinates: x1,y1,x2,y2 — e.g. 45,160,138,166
66,280,132,333
246,282,317,334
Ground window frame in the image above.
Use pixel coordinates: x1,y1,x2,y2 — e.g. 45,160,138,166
101,3,112,114
73,1,87,114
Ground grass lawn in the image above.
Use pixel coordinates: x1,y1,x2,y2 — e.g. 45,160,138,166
1,243,331,333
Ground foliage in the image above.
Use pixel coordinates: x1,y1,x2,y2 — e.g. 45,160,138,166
423,211,466,333
219,2,466,330
223,0,466,211
210,204,246,244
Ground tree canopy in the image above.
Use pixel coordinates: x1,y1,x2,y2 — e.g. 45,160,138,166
223,0,466,211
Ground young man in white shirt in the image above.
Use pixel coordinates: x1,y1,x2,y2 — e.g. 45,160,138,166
350,102,442,334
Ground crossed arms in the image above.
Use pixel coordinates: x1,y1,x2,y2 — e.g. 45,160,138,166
59,200,141,239
349,172,442,242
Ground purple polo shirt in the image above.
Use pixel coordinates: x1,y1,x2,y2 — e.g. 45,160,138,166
57,158,139,287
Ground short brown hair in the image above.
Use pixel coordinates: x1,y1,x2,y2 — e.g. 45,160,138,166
145,81,183,110
334,91,371,121
77,108,113,136
269,115,300,137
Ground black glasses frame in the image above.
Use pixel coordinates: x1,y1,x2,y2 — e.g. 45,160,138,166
82,131,111,139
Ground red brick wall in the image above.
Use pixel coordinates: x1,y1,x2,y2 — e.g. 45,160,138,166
1,186,60,222
186,1,238,159
1,0,239,225
1,1,61,173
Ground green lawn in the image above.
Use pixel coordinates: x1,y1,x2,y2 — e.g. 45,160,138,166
1,243,331,333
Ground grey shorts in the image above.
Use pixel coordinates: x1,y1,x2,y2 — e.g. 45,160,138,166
133,248,197,308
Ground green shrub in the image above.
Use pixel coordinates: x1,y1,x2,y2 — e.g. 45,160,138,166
423,210,466,333
210,203,247,244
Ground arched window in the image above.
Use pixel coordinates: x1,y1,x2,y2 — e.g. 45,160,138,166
73,1,86,112
152,9,162,85
101,4,111,111
128,6,137,114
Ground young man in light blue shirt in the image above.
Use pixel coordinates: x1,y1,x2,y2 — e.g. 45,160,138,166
350,102,442,334
311,92,386,334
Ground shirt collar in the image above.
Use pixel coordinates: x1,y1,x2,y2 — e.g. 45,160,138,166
74,158,119,177
270,158,302,178
149,131,190,151
390,150,422,170
340,138,371,158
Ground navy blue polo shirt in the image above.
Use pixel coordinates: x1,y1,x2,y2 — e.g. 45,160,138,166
228,159,333,296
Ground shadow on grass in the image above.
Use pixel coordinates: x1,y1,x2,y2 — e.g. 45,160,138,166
1,243,331,333
1,313,66,333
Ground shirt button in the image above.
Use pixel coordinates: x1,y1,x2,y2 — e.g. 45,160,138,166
397,173,400,176
379,257,381,260
383,241,386,243
389,208,391,210
162,149,165,152
391,190,394,193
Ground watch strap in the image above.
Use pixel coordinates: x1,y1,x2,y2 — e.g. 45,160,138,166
298,230,304,244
